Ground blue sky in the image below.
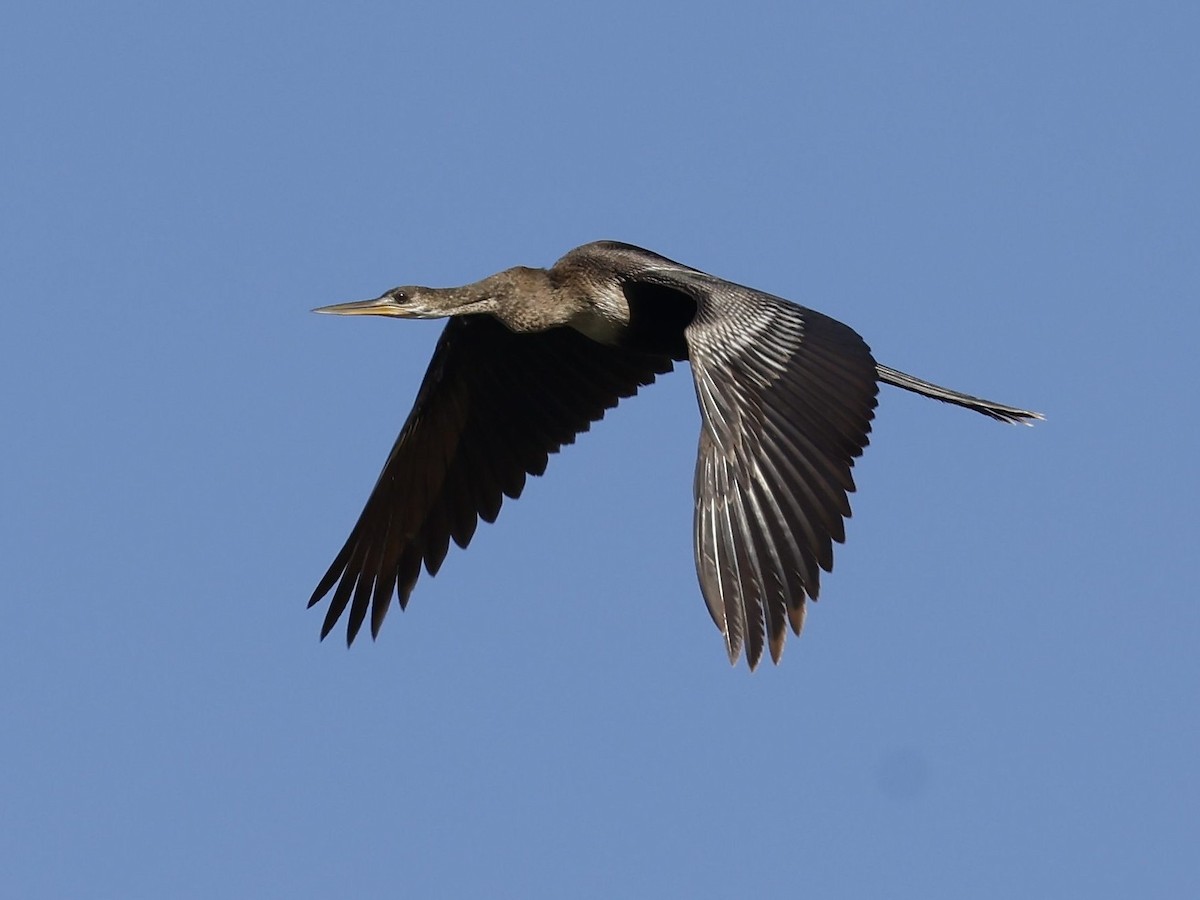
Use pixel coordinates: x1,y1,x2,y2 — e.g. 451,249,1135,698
3,2,1197,897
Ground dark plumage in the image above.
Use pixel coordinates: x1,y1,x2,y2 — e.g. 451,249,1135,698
309,241,1040,668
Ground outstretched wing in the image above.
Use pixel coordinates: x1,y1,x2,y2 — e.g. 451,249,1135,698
656,272,879,669
310,315,674,644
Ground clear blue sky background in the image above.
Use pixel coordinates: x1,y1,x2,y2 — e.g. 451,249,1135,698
3,3,1197,897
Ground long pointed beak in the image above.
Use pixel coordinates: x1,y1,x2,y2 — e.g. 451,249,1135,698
313,296,403,317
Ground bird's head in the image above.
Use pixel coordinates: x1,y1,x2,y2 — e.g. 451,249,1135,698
314,274,521,320
313,286,449,320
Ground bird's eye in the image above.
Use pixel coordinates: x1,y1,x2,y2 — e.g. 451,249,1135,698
390,289,408,303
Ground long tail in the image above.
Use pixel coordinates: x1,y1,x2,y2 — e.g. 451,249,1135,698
876,364,1043,425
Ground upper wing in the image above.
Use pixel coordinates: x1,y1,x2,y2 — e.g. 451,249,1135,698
310,314,674,644
659,272,879,669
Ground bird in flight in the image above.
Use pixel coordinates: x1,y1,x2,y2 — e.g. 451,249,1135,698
309,241,1040,668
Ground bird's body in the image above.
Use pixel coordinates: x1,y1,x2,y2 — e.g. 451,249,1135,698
310,241,1040,668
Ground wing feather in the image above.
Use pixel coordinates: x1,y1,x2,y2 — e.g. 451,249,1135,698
662,273,878,668
310,315,673,643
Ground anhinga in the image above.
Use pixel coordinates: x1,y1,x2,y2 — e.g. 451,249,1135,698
309,241,1040,668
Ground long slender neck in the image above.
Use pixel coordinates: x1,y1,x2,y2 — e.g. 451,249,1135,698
432,266,590,333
